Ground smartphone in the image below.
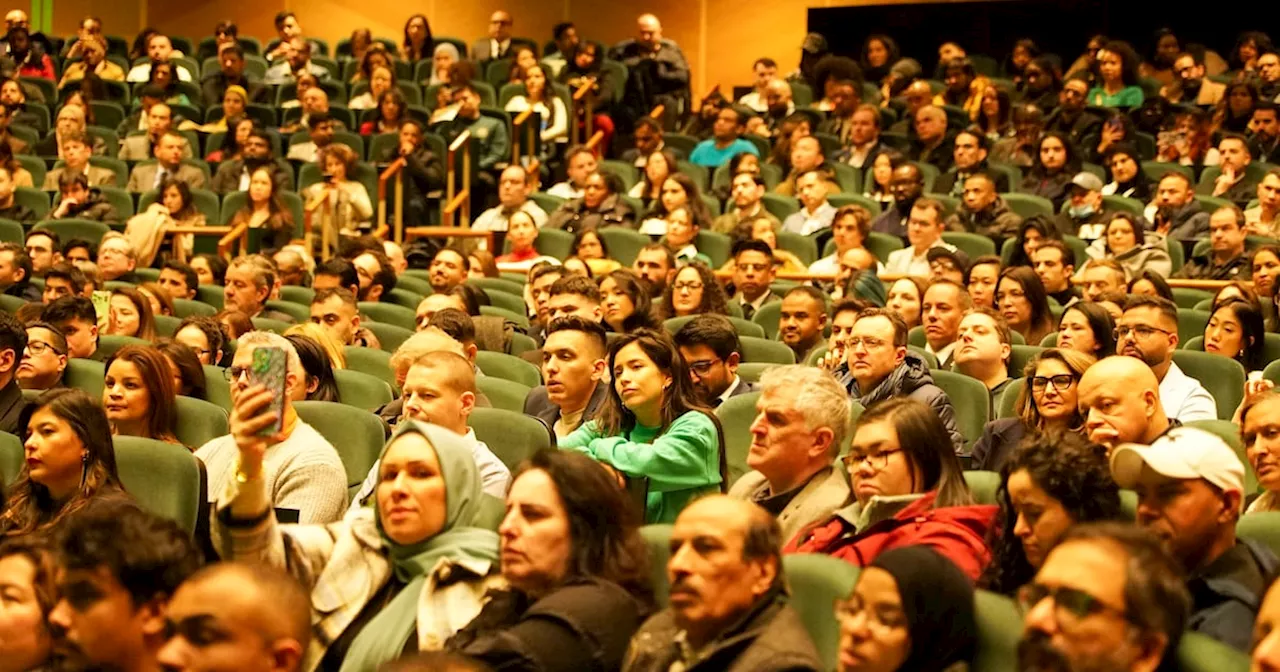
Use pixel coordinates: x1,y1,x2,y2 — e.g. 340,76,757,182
248,346,287,437
90,290,111,322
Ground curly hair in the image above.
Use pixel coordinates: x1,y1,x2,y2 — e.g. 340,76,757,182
979,431,1122,596
660,262,727,319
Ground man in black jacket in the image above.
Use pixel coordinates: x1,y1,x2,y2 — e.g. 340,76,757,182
610,14,691,131
0,311,31,435
376,119,443,228
0,243,38,302
210,129,295,194
200,44,266,108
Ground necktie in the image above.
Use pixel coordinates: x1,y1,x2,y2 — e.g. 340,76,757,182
153,167,166,189
742,302,755,320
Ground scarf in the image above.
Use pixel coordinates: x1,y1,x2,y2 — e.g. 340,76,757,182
339,421,500,672
868,546,976,671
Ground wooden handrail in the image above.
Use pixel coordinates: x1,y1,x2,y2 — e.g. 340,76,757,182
217,223,248,258
584,130,605,152
445,130,473,228
377,157,407,243
164,225,232,263
442,191,470,216
449,130,472,153
649,104,665,119
403,226,494,253
572,78,596,101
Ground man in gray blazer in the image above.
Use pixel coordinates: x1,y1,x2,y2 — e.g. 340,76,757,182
118,103,193,161
523,315,609,440
126,131,205,193
727,365,852,542
42,130,117,189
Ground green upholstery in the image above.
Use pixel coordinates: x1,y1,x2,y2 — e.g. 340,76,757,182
932,370,991,452
1175,632,1251,672
1172,287,1214,310
1171,351,1244,420
295,400,386,498
866,232,904,264
1238,512,1280,557
508,332,537,356
65,358,105,401
964,470,1002,505
828,193,883,216
1167,237,1186,273
0,431,21,486
942,231,998,259
597,228,650,266
735,362,777,383
195,285,225,310
250,317,292,334
279,284,316,305
113,436,207,535
1002,192,1055,218
33,219,111,248
777,231,819,266
344,346,398,394
805,344,829,366
393,276,434,298
663,315,766,340
483,289,528,316
173,298,216,318
202,365,232,410
998,377,1026,419
473,493,506,531
972,590,1023,672
1175,309,1210,347
739,336,797,364
97,335,149,359
695,230,733,268
468,407,553,471
1008,345,1043,378
1185,419,1256,494
333,368,395,410
173,396,229,449
534,228,575,260
907,345,940,370
364,322,414,353
761,192,801,220
358,301,417,331
476,376,532,413
781,554,861,671
0,218,24,243
0,294,27,313
476,351,542,388
154,315,181,337
717,391,761,484
264,300,310,323
1120,489,1138,520
750,301,783,340
640,524,674,607
467,276,525,296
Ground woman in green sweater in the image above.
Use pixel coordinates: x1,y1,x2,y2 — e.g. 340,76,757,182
561,328,725,523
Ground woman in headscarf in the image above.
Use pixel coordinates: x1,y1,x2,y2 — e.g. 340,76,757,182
429,43,460,86
835,546,977,672
213,420,504,671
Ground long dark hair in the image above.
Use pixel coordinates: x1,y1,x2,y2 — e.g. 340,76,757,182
647,173,712,229
595,328,714,437
1128,269,1174,302
104,345,180,444
980,432,1121,595
660,262,727,319
998,266,1054,343
1209,299,1265,372
1009,216,1061,268
513,450,652,601
1059,302,1117,358
401,14,434,62
156,339,207,400
285,334,340,402
1028,130,1081,179
856,397,972,508
111,287,158,342
158,176,197,220
1097,40,1141,86
0,389,124,538
600,269,658,332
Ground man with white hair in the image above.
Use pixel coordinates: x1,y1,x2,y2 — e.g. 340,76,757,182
610,14,690,130
194,331,348,524
1111,426,1277,651
728,365,851,541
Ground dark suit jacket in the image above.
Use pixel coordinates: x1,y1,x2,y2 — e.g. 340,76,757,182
0,378,32,437
127,162,206,193
725,378,757,401
470,38,513,63
524,382,609,429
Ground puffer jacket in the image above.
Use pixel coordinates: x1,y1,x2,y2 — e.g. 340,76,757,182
545,194,637,233
838,351,966,453
944,197,1023,241
785,491,997,581
1152,200,1211,242
1082,234,1173,279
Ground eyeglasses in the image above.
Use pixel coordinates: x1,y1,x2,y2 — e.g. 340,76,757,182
688,358,720,376
223,366,250,382
1114,325,1173,341
845,336,889,350
1030,374,1076,392
834,596,907,633
841,447,902,471
673,281,704,292
25,341,64,356
1016,583,1132,629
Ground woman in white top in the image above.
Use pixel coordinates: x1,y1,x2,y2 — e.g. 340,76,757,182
304,144,373,240
348,65,395,111
503,65,567,161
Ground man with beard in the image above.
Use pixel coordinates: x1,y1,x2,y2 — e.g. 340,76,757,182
833,104,883,169
935,130,1010,196
994,103,1050,169
1043,78,1102,149
427,247,468,295
1250,102,1280,164
633,244,675,298
1115,296,1215,423
210,128,295,193
944,172,1022,243
622,496,821,671
1017,522,1188,672
674,314,752,407
1161,51,1225,106
745,80,795,139
1149,172,1210,244
350,249,397,302
870,163,924,238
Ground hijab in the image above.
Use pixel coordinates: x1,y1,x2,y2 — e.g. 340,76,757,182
339,421,500,672
429,43,460,85
867,546,976,672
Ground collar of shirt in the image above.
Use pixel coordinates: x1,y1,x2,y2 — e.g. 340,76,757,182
717,376,743,405
740,291,771,312
673,244,700,261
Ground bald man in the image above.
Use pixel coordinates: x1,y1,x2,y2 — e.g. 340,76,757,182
157,563,309,672
1077,356,1172,452
889,81,935,135
473,10,514,62
912,105,955,171
623,496,822,671
610,13,690,131
835,247,886,305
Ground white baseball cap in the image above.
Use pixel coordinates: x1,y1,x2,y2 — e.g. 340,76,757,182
1110,427,1245,508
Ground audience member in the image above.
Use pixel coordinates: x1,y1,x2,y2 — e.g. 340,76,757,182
1212,135,1260,209
997,266,1056,346
946,173,1022,242
102,345,179,444
195,331,347,524
1150,172,1210,243
174,315,226,367
224,255,296,323
22,230,59,278
661,263,727,319
264,36,329,85
1117,295,1217,422
884,199,957,276
935,130,1010,195
1031,240,1080,307
309,287,379,349
525,316,608,440
673,314,752,407
1175,206,1251,280
40,263,86,305
124,32,194,81
778,286,828,363
1246,170,1280,236
728,240,778,319
16,321,66,391
428,247,470,295
781,170,837,235
0,165,35,223
609,14,691,131
42,295,97,360
910,105,955,171
1112,427,1273,650
1077,355,1173,450
953,307,1014,411
47,171,120,223
626,495,821,670
689,106,759,168
210,128,296,193
0,242,38,302
473,165,547,232
118,103,194,161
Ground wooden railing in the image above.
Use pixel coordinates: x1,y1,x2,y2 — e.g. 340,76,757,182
584,130,605,154
376,157,407,243
163,225,236,262
443,130,473,229
214,224,247,259
402,226,493,251
512,108,536,167
571,78,596,146
303,189,337,261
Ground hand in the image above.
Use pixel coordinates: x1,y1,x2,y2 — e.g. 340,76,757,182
230,383,283,478
1245,378,1275,404
399,140,415,156
1214,168,1236,196
818,349,844,372
53,199,76,217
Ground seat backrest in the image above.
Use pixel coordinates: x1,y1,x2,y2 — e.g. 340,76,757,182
716,391,761,484
931,370,991,452
739,336,797,365
964,470,1002,505
0,431,21,486
65,358,105,401
333,369,395,411
1175,309,1210,348
1238,511,1280,558
173,298,216,318
343,346,398,394
475,376,532,413
972,590,1023,672
663,315,767,340
173,395,229,449
363,322,415,353
475,351,542,388
114,436,207,535
294,400,386,496
784,555,862,670
1176,632,1252,672
596,227,650,266
1171,351,1245,421
202,365,232,410
467,407,553,472
358,301,417,331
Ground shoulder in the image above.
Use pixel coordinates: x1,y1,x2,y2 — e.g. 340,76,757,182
527,578,641,622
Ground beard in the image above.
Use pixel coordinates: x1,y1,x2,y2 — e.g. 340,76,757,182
1017,631,1134,672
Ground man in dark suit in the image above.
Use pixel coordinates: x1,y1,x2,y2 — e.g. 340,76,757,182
471,10,515,64
523,315,609,440
0,311,32,435
674,314,756,409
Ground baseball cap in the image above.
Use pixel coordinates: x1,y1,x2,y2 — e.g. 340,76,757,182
1110,427,1245,508
1070,172,1103,192
926,246,970,273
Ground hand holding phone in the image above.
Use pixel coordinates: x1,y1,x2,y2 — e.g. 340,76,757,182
230,347,288,475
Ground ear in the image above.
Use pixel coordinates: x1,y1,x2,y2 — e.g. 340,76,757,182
1131,632,1170,672
367,284,384,302
590,305,602,322
811,426,835,459
351,314,361,331
589,357,606,382
184,287,196,299
459,390,476,418
1142,388,1159,419
0,348,14,374
1220,490,1243,524
1000,342,1011,363
751,556,779,599
55,354,67,373
817,312,828,328
465,343,478,363
138,596,168,637
270,641,305,672
893,345,907,366
725,350,740,374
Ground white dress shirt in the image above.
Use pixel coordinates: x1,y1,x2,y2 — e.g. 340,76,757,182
1158,361,1219,423
781,202,836,236
884,239,956,277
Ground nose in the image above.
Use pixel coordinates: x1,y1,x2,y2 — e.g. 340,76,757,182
1022,593,1058,635
155,637,188,671
1256,631,1280,672
1013,512,1031,539
748,412,767,438
841,608,871,641
48,598,71,630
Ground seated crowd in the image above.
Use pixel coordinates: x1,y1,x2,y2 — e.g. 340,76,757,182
5,11,1280,672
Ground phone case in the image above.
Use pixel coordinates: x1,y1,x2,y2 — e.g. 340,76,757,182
250,347,287,437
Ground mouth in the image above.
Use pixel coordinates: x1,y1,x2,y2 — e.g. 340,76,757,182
25,457,40,468
385,506,416,520
855,482,878,497
1258,462,1278,479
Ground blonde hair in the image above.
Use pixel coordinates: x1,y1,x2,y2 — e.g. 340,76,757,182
389,326,464,379
283,322,346,369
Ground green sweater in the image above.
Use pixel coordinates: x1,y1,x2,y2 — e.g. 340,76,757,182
561,411,722,523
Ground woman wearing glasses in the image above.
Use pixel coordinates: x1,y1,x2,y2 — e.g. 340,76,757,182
979,432,1122,597
834,546,977,672
660,263,728,319
971,349,1096,472
785,397,996,579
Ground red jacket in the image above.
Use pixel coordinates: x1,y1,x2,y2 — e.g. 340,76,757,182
784,491,998,580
